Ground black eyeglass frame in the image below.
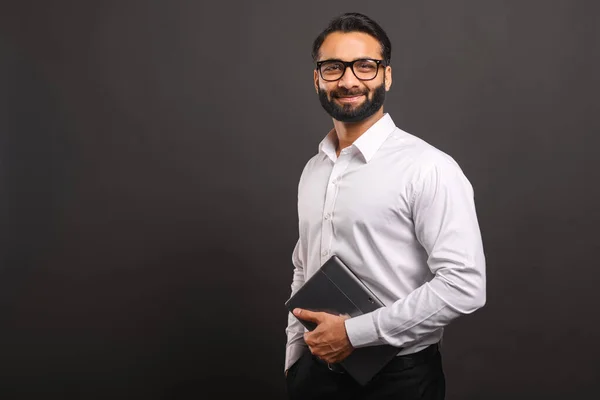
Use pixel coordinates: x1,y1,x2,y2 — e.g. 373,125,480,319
315,58,387,82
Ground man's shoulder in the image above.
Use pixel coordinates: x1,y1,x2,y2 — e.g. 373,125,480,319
391,128,461,171
299,151,326,174
294,151,326,188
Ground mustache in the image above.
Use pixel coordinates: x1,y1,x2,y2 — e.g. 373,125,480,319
331,88,369,98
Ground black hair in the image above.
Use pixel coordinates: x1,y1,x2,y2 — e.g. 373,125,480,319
311,12,392,65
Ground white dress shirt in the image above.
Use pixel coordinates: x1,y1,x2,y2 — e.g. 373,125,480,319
285,113,486,372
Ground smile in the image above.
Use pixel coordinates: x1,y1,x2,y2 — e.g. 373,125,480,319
335,95,365,103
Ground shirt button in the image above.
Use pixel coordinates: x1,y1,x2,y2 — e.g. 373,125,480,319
322,250,329,256
324,213,331,220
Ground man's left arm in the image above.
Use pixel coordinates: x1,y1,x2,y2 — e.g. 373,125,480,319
344,156,487,349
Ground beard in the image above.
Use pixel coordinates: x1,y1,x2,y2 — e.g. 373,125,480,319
318,81,386,123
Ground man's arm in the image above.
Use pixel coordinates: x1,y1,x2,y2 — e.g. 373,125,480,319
284,239,309,373
344,156,486,349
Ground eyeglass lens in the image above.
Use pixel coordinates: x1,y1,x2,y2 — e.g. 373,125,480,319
320,60,379,81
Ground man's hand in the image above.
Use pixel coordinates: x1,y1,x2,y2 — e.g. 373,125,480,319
293,308,354,364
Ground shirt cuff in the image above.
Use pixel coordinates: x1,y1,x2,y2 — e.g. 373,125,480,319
285,343,308,372
344,311,384,348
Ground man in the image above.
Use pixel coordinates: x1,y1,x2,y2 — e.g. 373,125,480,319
284,12,486,400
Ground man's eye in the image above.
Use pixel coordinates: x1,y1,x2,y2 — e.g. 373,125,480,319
324,64,342,71
356,62,376,70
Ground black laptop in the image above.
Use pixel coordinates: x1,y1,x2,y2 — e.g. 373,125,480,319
285,255,401,386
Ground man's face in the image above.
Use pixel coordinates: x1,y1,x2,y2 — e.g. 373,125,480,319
314,31,392,123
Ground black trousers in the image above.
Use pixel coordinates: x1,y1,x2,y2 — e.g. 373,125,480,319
286,344,445,400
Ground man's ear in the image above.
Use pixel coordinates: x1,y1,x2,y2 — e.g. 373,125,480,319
385,65,392,91
314,69,319,94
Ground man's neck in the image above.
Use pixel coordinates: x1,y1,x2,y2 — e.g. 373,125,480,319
333,109,384,156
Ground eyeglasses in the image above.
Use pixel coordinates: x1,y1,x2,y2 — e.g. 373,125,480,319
316,58,386,82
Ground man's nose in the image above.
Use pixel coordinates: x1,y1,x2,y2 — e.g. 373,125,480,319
338,66,360,88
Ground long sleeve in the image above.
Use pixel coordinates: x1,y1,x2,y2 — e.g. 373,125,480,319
284,239,309,371
344,156,487,349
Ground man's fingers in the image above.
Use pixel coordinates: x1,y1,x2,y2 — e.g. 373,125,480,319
293,308,325,323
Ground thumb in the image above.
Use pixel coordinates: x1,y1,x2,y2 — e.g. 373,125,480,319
293,308,325,323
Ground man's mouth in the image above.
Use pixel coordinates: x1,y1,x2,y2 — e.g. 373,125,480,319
335,94,365,103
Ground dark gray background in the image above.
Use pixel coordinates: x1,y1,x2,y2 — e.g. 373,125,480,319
2,1,599,399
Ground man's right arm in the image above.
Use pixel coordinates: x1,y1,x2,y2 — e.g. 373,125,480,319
284,238,308,374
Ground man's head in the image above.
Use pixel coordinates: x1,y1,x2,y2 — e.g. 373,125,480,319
312,13,392,123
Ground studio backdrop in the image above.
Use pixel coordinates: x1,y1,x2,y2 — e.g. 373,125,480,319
2,1,599,399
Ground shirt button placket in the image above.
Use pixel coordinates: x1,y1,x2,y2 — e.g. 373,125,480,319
320,158,346,263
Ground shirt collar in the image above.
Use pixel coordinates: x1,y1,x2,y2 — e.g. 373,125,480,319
318,113,397,163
